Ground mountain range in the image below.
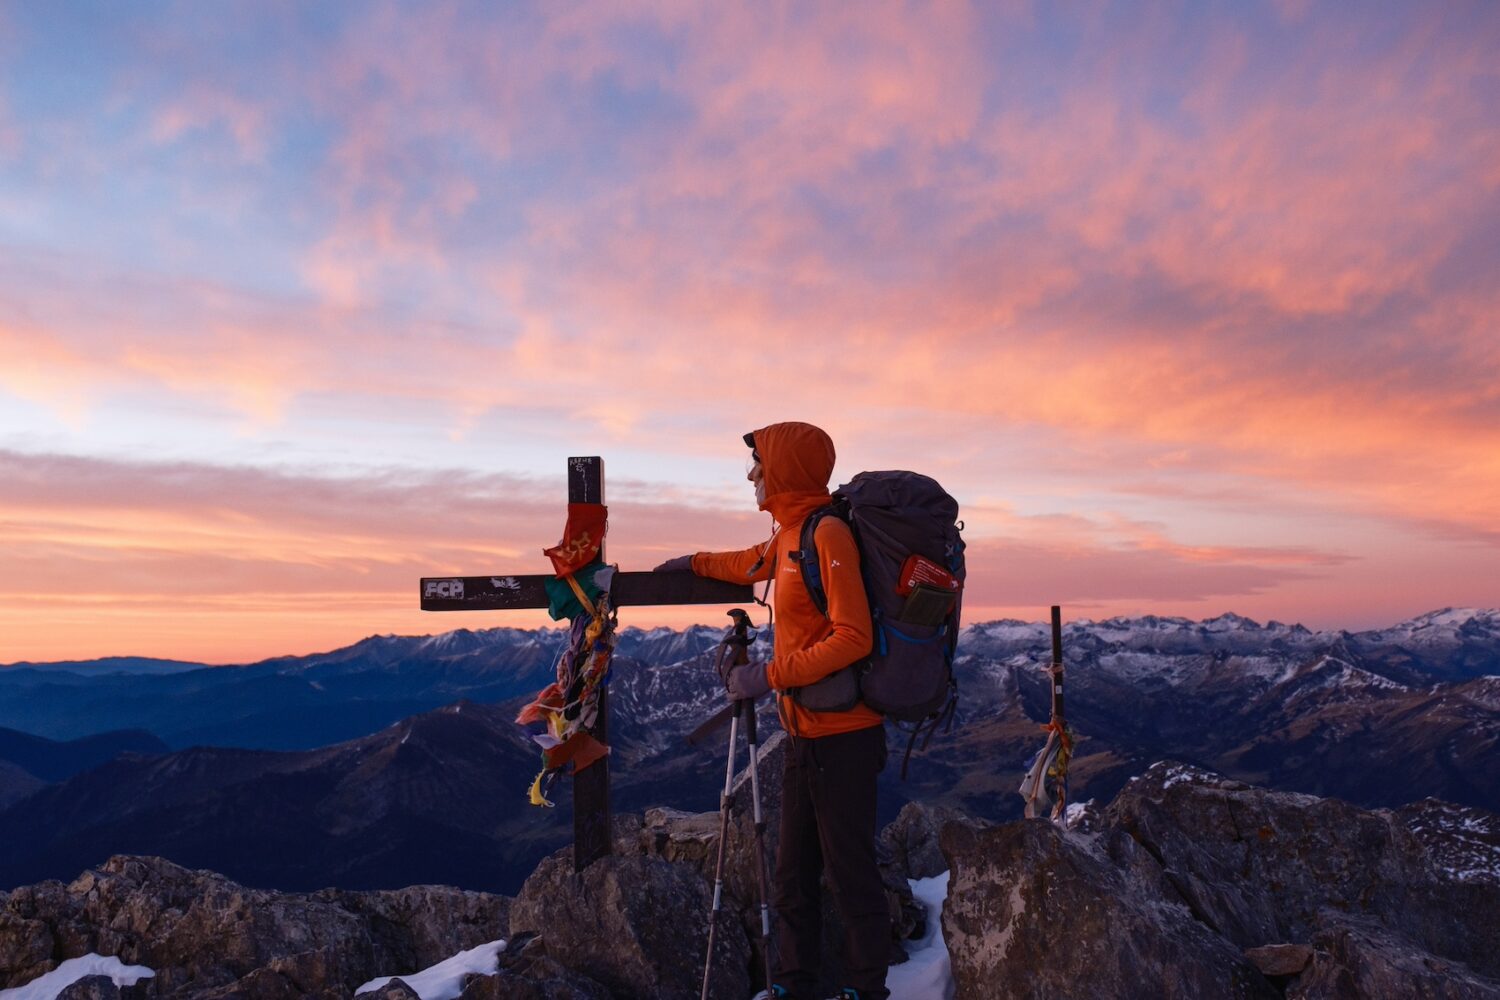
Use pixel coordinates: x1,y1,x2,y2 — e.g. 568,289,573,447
0,608,1495,895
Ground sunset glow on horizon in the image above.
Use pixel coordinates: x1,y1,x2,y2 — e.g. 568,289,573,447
2,2,1496,663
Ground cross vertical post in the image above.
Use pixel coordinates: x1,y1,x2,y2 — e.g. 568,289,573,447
568,456,610,871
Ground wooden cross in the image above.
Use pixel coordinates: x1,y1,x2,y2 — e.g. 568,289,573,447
419,456,753,872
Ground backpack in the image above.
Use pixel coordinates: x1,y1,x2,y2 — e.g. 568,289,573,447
789,471,965,774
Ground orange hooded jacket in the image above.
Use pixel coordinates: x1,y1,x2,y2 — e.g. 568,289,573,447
690,422,882,739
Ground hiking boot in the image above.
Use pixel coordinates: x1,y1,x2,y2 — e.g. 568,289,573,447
751,987,789,1000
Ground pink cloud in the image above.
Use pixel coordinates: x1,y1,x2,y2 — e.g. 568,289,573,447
0,446,1379,663
148,90,270,161
0,449,771,660
4,3,1497,659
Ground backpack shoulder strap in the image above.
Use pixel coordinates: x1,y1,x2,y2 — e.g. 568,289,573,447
793,506,836,617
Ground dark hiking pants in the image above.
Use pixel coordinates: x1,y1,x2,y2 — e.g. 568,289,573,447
773,724,889,1000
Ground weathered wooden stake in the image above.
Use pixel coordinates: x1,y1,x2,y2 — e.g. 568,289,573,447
568,457,610,869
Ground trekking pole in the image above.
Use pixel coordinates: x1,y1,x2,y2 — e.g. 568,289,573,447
701,617,744,1000
729,611,776,994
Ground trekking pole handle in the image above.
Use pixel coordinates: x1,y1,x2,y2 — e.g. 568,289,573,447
1050,605,1065,721
727,608,756,742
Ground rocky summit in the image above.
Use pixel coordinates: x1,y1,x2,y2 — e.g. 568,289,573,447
3,758,1498,998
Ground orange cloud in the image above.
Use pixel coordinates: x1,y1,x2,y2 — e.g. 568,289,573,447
3,2,1496,661
0,450,769,661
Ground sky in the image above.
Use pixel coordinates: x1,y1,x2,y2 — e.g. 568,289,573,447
1,1,1497,664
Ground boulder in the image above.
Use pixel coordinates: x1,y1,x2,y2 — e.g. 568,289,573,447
879,800,973,881
509,852,748,1000
361,980,421,1000
318,883,511,976
0,910,54,986
458,934,613,999
1289,916,1500,999
1244,943,1314,977
936,761,1500,999
1107,763,1500,982
940,817,1278,999
0,855,509,997
55,976,122,1000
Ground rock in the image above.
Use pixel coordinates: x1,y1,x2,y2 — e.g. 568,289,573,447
510,852,748,1000
54,975,151,1000
933,761,1500,999
879,800,973,880
0,855,508,997
940,818,1278,999
458,933,613,999
1108,762,1500,982
56,975,121,1000
361,979,422,1000
1397,798,1500,887
0,910,54,986
318,883,511,975
1244,943,1314,977
1289,916,1500,999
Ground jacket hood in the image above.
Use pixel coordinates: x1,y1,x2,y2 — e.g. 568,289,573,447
746,422,835,521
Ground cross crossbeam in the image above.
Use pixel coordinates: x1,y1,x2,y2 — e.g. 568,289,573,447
419,572,753,612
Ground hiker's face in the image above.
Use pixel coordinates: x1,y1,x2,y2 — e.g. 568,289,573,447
746,454,766,506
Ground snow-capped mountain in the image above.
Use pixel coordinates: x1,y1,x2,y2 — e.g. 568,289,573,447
0,609,1495,897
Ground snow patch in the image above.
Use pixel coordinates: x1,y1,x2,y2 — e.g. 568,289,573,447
967,621,1045,642
1161,765,1198,790
0,954,155,1000
888,871,954,1000
356,940,506,1000
993,878,1028,964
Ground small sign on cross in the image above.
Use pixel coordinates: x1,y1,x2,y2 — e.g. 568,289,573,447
420,456,753,871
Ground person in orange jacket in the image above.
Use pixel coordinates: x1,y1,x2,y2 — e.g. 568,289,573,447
656,421,889,1000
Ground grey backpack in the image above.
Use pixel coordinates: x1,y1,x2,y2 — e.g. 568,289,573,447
789,471,965,773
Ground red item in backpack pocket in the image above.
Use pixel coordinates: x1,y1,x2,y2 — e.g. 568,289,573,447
896,554,960,596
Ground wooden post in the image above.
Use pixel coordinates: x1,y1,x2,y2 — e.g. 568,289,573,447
568,457,611,870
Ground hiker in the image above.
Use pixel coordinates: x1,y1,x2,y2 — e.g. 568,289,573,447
655,421,889,1000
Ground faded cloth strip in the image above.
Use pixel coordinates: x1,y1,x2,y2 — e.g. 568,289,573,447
517,559,617,807
543,503,608,577
544,557,608,621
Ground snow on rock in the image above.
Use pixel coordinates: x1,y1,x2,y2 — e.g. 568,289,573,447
356,940,506,1000
1159,763,1210,790
1203,612,1263,632
887,872,954,1000
1398,799,1500,886
1359,607,1499,647
0,955,154,1000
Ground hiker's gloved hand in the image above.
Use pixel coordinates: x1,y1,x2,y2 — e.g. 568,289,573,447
724,660,771,702
652,555,694,573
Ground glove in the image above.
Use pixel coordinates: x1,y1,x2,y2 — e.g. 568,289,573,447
652,555,694,573
725,660,771,702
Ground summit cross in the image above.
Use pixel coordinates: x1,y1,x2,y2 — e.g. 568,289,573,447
419,456,753,872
